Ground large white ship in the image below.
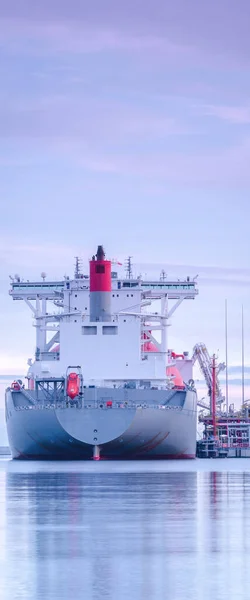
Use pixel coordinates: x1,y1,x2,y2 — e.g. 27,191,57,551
5,246,198,460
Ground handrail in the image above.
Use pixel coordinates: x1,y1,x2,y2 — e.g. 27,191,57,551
14,404,196,416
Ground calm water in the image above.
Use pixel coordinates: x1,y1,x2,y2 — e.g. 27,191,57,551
0,459,250,600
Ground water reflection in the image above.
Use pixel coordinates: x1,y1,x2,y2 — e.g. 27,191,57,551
1,463,250,599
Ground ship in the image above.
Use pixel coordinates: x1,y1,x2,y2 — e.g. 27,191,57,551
5,246,198,460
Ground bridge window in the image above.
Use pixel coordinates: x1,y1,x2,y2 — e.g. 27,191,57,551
102,326,118,335
82,326,97,335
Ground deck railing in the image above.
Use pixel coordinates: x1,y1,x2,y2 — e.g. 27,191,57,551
13,403,195,415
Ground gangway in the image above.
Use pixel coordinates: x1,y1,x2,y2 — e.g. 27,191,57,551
22,389,36,405
192,343,225,409
197,397,210,410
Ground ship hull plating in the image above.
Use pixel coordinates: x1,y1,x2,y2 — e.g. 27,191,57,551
5,389,197,460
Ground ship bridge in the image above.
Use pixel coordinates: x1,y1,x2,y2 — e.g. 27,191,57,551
10,280,65,300
10,277,197,301
8,262,199,377
123,279,197,300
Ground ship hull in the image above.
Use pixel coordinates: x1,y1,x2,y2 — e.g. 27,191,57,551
5,389,197,460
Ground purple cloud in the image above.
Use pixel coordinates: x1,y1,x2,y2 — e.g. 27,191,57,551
75,137,250,185
137,263,250,277
1,0,250,188
0,98,187,139
135,262,250,287
203,105,250,124
0,0,250,67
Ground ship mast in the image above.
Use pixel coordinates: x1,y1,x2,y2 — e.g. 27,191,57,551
242,305,245,406
125,256,133,279
74,257,83,279
212,354,217,437
225,299,229,413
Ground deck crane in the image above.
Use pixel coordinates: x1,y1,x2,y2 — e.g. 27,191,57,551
192,343,225,410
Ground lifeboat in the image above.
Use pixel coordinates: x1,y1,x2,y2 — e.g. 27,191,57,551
142,334,185,388
66,372,80,400
171,351,184,360
141,331,158,353
166,366,185,389
11,381,21,391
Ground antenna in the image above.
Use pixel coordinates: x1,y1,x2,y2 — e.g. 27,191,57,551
125,256,133,279
74,257,83,279
160,269,167,281
242,305,245,406
225,299,229,413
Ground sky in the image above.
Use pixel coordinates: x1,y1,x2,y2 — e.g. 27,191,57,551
0,0,250,427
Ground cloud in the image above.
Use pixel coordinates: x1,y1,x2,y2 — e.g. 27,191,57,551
0,13,192,63
203,105,250,124
1,3,250,190
199,278,250,288
0,91,192,144
2,134,250,189
197,377,250,386
2,96,250,186
220,378,250,385
137,263,250,277
0,354,27,376
0,0,250,67
135,262,250,287
228,366,250,375
1,241,250,287
0,239,78,272
109,137,250,185
0,155,38,167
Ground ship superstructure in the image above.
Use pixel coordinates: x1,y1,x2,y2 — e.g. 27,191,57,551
5,246,198,460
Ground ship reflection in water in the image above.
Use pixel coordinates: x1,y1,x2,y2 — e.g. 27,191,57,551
1,462,250,600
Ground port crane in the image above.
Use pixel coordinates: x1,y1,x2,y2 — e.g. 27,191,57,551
192,343,225,410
